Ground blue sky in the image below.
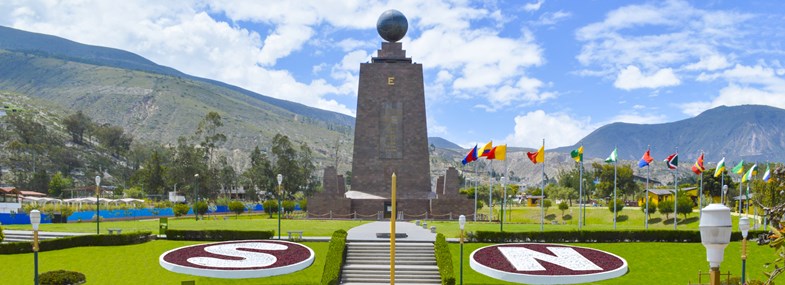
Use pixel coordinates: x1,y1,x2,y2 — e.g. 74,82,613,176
2,1,785,149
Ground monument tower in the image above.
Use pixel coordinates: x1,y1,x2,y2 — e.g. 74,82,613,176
309,10,474,218
350,9,431,199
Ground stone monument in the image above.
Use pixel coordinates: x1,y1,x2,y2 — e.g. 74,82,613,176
310,10,474,219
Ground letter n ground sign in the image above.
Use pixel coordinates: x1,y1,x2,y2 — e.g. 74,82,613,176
470,243,628,284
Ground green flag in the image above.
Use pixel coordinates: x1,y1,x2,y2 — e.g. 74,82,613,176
731,160,744,174
713,157,725,178
742,164,757,183
570,146,584,163
605,147,617,163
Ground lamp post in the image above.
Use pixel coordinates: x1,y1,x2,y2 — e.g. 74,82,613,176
194,174,199,221
699,203,732,285
739,216,751,285
95,175,101,235
277,174,283,240
459,215,466,285
31,209,41,285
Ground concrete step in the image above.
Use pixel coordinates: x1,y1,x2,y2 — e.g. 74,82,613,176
341,276,441,284
342,283,441,285
342,273,440,279
343,264,439,271
342,269,439,275
346,261,436,266
348,242,433,247
347,257,436,262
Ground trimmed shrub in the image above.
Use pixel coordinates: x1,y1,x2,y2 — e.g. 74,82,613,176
434,233,456,285
641,198,656,215
471,230,768,243
0,225,4,242
0,232,153,254
282,200,296,214
173,204,190,217
39,270,86,285
165,229,274,241
558,201,569,217
320,229,348,285
608,198,624,216
658,199,675,219
228,201,245,218
263,200,279,217
299,199,308,212
195,201,209,217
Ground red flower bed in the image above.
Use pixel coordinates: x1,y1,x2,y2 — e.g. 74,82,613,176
162,240,312,270
472,243,625,276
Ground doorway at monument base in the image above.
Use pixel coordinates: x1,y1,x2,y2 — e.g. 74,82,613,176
308,195,474,220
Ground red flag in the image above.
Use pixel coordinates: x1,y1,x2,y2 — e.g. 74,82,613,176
461,145,478,165
527,145,544,164
487,146,497,160
691,153,705,175
665,153,678,169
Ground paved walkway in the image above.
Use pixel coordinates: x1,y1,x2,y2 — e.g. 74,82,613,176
347,221,436,242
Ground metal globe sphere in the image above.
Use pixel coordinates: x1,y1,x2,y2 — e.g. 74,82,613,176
376,9,408,42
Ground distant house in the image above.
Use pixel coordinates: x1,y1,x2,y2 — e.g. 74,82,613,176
0,187,22,213
640,187,702,207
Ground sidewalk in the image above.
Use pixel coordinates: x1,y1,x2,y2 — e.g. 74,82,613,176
347,221,436,242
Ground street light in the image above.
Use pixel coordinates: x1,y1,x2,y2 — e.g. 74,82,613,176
699,204,732,285
194,174,199,221
459,215,466,285
95,175,101,235
277,174,283,240
500,176,506,232
739,216,751,285
31,209,41,285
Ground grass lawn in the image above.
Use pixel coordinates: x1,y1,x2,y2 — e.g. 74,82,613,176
0,240,329,285
3,214,370,236
450,241,776,284
428,206,760,238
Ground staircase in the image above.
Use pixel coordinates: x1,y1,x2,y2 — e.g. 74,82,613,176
341,241,441,285
1,230,87,243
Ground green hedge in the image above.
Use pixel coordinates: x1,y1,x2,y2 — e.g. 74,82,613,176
320,229,348,285
165,229,274,241
471,230,769,243
0,232,153,254
434,233,456,285
40,270,86,285
0,225,4,242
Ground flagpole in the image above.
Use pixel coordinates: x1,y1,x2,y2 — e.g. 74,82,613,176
738,172,743,214
540,139,545,232
674,167,678,230
645,147,650,230
578,158,583,231
699,164,704,219
473,162,478,221
720,172,725,205
489,160,494,222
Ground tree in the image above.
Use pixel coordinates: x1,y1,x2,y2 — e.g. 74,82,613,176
676,194,694,220
542,199,552,213
590,162,640,200
641,197,657,215
134,150,167,197
94,124,133,157
229,201,245,219
173,204,190,217
195,201,209,218
263,200,278,218
241,146,273,200
271,134,318,199
168,137,208,201
658,199,674,220
547,184,577,206
29,169,49,194
48,172,72,198
608,198,624,217
62,111,93,145
194,111,226,161
558,201,569,217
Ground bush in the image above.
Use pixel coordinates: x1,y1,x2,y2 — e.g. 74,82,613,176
173,204,190,217
282,200,296,214
320,230,348,285
676,195,694,219
542,199,552,212
215,196,231,206
39,270,86,285
470,230,768,243
299,199,307,211
263,200,279,217
165,229,274,241
228,201,245,218
0,232,153,254
558,201,569,217
659,199,675,219
0,225,4,242
434,233,456,285
195,201,209,217
608,198,624,216
641,198,656,215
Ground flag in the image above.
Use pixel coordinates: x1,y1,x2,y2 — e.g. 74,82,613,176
488,144,507,161
527,145,544,164
638,149,654,168
714,157,725,178
691,153,705,175
763,164,772,183
461,145,478,165
664,153,678,169
732,160,744,175
478,141,493,158
570,146,583,163
742,164,757,183
605,148,617,163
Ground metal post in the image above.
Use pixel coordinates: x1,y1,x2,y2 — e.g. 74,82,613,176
613,160,617,230
95,175,101,235
710,267,720,285
390,173,397,285
194,174,199,221
578,161,583,231
34,231,39,285
674,172,678,230
645,163,650,230
277,174,283,240
460,228,464,285
473,163,478,221
540,153,545,232
489,162,493,222
501,176,506,232
742,237,748,284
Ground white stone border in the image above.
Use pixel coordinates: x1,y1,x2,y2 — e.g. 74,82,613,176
159,240,314,279
469,243,628,285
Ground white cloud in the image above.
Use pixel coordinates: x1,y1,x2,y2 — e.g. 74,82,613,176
505,110,593,148
533,11,572,26
681,63,785,115
684,54,731,71
524,0,545,12
608,113,667,125
614,66,681,90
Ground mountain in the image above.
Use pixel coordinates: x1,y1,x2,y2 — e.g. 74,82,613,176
0,25,355,170
553,105,785,163
428,137,462,150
